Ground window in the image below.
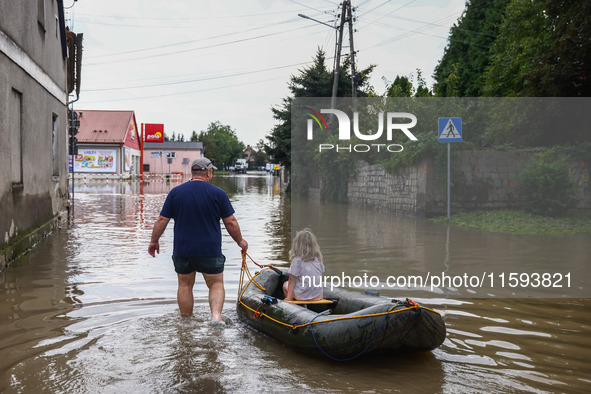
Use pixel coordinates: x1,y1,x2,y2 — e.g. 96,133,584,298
37,0,46,31
52,113,59,177
165,152,176,158
10,89,23,188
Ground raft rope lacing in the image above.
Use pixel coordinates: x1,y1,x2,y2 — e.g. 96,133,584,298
237,252,441,360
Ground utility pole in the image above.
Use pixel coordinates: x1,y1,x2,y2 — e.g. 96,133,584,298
346,1,357,108
331,2,347,110
300,1,357,110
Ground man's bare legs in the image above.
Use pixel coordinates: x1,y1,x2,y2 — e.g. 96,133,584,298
203,272,225,321
177,272,196,317
176,272,224,320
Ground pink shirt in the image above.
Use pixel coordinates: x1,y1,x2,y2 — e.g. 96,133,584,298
288,257,325,300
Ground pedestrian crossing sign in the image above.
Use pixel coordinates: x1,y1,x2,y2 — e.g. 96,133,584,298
438,117,462,142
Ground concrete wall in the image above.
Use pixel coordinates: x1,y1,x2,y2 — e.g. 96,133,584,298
345,151,590,217
1,0,69,269
1,1,67,88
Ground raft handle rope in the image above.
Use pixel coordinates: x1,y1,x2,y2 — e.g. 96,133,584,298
393,298,422,314
244,251,281,274
238,251,280,301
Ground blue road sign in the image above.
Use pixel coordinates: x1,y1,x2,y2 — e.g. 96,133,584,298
438,117,462,142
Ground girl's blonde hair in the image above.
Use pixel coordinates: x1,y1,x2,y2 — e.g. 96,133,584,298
289,228,323,262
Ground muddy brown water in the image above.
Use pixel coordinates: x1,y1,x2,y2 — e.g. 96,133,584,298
1,174,589,393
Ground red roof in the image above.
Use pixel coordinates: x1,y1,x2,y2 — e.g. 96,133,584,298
76,110,139,146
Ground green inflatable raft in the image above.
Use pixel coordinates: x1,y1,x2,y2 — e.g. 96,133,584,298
236,267,446,360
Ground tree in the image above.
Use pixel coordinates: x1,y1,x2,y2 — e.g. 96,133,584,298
544,0,591,96
266,97,292,169
266,48,375,170
483,0,591,97
387,76,413,97
189,130,199,142
414,69,433,97
386,69,432,97
266,48,376,199
252,139,269,167
433,0,510,97
482,0,549,96
198,121,245,169
518,150,577,216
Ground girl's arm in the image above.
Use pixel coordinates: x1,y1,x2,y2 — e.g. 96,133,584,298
285,275,296,301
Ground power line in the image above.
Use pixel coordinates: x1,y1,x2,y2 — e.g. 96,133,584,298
83,60,319,91
356,0,375,8
84,18,301,59
81,75,290,104
71,8,307,21
69,18,204,29
84,25,314,66
358,0,417,29
357,0,392,18
288,0,334,15
362,11,463,50
371,12,497,39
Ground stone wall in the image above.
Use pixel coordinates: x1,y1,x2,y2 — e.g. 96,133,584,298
347,160,431,216
434,150,534,214
345,151,590,217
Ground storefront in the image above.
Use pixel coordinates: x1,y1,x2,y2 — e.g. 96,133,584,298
72,110,141,174
143,142,203,175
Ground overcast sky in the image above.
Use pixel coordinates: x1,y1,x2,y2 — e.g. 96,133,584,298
67,0,466,147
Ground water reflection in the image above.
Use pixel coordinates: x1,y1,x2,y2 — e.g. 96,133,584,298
291,199,590,298
0,174,589,392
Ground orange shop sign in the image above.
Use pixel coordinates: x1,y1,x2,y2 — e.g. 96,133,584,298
145,123,164,143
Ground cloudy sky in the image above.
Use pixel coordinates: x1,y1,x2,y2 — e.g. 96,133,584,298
67,0,465,146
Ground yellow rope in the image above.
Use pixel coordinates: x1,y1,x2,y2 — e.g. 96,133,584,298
237,252,441,330
238,299,440,330
237,252,267,301
238,301,296,328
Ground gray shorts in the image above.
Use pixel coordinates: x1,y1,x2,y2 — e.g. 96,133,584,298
172,255,225,275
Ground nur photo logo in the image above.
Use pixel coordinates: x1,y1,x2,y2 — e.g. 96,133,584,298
305,107,419,153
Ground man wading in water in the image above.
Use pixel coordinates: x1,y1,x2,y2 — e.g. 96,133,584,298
148,157,248,320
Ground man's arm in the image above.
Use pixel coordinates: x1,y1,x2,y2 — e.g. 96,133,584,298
222,214,248,252
148,215,171,257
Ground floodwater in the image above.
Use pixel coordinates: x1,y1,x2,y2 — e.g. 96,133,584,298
1,173,590,393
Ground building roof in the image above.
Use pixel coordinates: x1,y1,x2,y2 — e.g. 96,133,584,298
76,110,136,144
144,142,203,150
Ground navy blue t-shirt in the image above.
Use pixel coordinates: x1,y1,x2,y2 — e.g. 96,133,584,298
160,180,235,258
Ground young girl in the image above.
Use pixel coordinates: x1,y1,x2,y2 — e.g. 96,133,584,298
283,228,325,301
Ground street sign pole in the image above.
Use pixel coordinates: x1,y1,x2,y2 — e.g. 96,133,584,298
447,142,451,221
438,117,462,221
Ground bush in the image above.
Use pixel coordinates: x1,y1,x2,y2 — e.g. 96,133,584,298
518,151,577,216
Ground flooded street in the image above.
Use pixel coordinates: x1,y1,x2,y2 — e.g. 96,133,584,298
1,174,590,393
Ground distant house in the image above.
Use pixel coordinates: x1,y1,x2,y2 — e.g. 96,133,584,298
73,110,141,174
242,145,257,169
1,0,70,269
143,142,204,175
